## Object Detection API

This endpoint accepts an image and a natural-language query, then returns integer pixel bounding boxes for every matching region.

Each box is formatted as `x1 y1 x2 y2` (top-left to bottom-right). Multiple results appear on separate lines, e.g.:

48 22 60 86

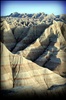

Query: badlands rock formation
1 13 66 97
1 20 16 50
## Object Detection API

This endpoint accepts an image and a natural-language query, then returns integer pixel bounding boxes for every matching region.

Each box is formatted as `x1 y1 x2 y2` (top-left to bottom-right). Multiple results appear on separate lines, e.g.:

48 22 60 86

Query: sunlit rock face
1 20 16 50
1 13 66 97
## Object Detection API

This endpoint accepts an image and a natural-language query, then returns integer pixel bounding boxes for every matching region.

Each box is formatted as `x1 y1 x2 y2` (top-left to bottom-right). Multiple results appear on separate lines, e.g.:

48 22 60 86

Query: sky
1 1 66 16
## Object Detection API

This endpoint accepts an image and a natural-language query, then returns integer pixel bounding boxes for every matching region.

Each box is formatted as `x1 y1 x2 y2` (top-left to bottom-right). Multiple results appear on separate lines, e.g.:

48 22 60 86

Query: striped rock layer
1 42 66 92
1 20 66 95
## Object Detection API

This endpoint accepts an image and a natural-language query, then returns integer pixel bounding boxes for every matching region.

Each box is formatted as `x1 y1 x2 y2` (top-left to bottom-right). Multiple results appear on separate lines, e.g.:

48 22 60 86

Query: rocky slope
1 13 66 97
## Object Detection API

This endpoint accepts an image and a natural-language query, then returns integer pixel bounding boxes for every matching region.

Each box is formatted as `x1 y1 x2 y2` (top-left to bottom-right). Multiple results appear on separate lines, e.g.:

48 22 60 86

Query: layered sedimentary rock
13 26 30 42
12 24 49 53
35 21 66 76
18 21 66 77
1 42 13 89
1 42 66 92
1 13 66 96
1 20 16 50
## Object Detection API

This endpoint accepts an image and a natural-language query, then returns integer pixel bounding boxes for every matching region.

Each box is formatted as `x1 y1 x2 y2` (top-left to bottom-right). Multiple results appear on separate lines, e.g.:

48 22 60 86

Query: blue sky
1 1 66 16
